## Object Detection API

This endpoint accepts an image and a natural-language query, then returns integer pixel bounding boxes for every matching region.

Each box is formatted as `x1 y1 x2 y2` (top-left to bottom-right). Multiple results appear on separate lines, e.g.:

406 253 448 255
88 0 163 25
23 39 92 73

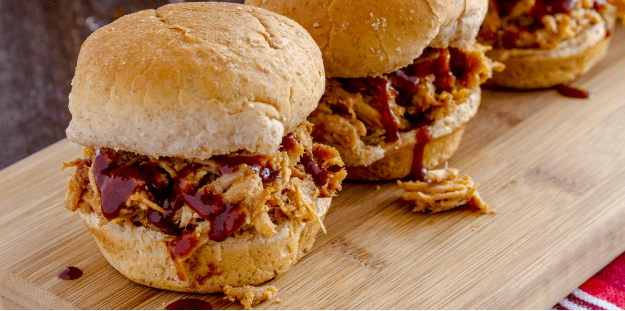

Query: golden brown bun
66 3 324 159
245 0 487 78
486 22 610 89
78 197 331 293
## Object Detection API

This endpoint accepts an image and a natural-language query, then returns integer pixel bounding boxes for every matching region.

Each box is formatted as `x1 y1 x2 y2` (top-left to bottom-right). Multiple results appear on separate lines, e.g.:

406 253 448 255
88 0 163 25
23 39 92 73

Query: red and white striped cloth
554 253 625 310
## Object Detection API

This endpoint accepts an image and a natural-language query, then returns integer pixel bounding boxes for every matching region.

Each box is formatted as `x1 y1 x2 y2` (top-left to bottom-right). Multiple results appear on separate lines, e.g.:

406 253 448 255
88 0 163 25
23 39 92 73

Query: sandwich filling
478 0 613 49
308 44 495 178
63 122 346 282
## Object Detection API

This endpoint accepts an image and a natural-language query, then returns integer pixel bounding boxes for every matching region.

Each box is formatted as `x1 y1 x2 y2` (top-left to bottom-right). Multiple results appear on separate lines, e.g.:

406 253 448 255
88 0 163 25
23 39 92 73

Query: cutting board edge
0 268 77 310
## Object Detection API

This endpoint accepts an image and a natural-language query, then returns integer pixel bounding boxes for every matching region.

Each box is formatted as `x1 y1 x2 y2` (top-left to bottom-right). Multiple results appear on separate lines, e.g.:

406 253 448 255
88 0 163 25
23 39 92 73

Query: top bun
245 0 487 78
66 2 325 160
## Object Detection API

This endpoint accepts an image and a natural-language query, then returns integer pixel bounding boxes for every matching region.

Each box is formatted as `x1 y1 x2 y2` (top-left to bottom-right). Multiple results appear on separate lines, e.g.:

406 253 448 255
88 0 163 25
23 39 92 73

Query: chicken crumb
397 167 491 214
224 285 278 310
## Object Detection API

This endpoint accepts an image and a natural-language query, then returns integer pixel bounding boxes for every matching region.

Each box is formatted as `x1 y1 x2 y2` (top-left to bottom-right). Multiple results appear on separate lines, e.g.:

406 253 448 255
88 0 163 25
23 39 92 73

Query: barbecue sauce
529 0 577 20
279 133 298 152
213 155 279 183
195 263 223 285
341 77 400 143
57 267 83 280
410 126 431 181
556 84 593 99
166 299 213 310
93 149 167 220
182 189 246 242
167 230 200 264
93 150 248 241
496 0 578 19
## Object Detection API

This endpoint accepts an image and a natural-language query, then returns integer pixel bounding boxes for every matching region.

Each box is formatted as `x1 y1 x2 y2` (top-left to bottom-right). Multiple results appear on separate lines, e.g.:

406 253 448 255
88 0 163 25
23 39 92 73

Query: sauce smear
57 267 83 280
556 84 593 99
410 126 431 181
166 299 213 310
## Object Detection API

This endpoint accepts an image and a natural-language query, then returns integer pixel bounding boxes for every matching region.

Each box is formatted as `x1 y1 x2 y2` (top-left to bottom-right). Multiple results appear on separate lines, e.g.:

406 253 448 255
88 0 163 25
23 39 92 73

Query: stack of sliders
478 0 616 89
63 2 346 293
246 0 499 181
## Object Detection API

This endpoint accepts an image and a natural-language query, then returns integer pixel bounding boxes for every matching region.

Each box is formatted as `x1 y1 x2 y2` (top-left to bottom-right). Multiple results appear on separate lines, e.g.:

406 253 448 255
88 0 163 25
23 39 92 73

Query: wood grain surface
0 28 624 310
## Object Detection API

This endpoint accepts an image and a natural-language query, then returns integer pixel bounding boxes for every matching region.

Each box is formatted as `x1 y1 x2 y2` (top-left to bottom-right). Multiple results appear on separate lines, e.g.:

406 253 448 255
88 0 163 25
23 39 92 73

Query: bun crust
67 3 325 159
485 21 610 89
78 197 331 293
346 125 466 181
245 0 487 78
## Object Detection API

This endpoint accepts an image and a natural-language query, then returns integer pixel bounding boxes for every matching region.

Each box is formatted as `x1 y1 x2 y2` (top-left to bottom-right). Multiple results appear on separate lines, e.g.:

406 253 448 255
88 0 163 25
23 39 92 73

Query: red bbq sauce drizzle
492 0 613 47
181 189 246 242
57 267 83 280
93 149 167 220
496 0 578 19
166 299 213 310
280 133 298 152
301 153 332 188
341 77 400 143
556 84 593 99
94 150 248 241
195 263 223 285
410 126 431 182
529 0 577 19
167 230 199 263
213 155 279 183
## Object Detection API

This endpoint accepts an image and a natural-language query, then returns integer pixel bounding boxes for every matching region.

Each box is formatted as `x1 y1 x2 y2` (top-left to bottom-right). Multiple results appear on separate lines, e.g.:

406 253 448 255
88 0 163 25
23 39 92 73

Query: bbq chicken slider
478 0 616 89
63 2 346 293
246 0 499 181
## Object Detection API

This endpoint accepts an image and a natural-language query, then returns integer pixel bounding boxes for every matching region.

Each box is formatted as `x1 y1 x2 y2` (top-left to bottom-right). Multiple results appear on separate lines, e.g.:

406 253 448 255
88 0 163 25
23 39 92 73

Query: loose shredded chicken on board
223 285 278 310
398 167 491 214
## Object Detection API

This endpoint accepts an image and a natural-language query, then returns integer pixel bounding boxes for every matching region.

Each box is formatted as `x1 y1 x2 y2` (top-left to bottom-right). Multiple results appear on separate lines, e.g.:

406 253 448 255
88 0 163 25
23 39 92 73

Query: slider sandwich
246 0 499 181
478 0 616 89
63 2 346 293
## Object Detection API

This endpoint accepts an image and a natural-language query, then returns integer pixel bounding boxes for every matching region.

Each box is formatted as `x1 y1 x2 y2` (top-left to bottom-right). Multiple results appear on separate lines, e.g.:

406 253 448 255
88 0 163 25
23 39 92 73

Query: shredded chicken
63 123 346 284
309 44 495 156
397 167 490 214
479 0 613 49
223 285 278 310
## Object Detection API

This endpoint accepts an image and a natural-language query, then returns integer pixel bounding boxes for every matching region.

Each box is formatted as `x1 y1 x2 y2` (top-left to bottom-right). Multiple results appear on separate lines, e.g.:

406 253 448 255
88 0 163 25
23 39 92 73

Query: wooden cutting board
1 29 625 310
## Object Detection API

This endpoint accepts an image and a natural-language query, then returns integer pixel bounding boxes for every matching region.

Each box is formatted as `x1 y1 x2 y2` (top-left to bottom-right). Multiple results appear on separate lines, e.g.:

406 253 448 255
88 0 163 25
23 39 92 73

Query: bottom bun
345 125 466 181
79 197 331 293
485 24 610 89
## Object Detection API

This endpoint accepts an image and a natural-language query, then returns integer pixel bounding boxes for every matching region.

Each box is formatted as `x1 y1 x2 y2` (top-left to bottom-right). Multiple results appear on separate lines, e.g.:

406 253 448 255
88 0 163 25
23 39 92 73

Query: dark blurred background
0 0 244 170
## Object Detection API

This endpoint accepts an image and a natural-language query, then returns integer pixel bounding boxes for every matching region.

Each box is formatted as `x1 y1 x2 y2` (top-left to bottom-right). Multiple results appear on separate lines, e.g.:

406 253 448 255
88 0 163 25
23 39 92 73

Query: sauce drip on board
166 299 213 310
57 267 83 280
556 84 593 99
